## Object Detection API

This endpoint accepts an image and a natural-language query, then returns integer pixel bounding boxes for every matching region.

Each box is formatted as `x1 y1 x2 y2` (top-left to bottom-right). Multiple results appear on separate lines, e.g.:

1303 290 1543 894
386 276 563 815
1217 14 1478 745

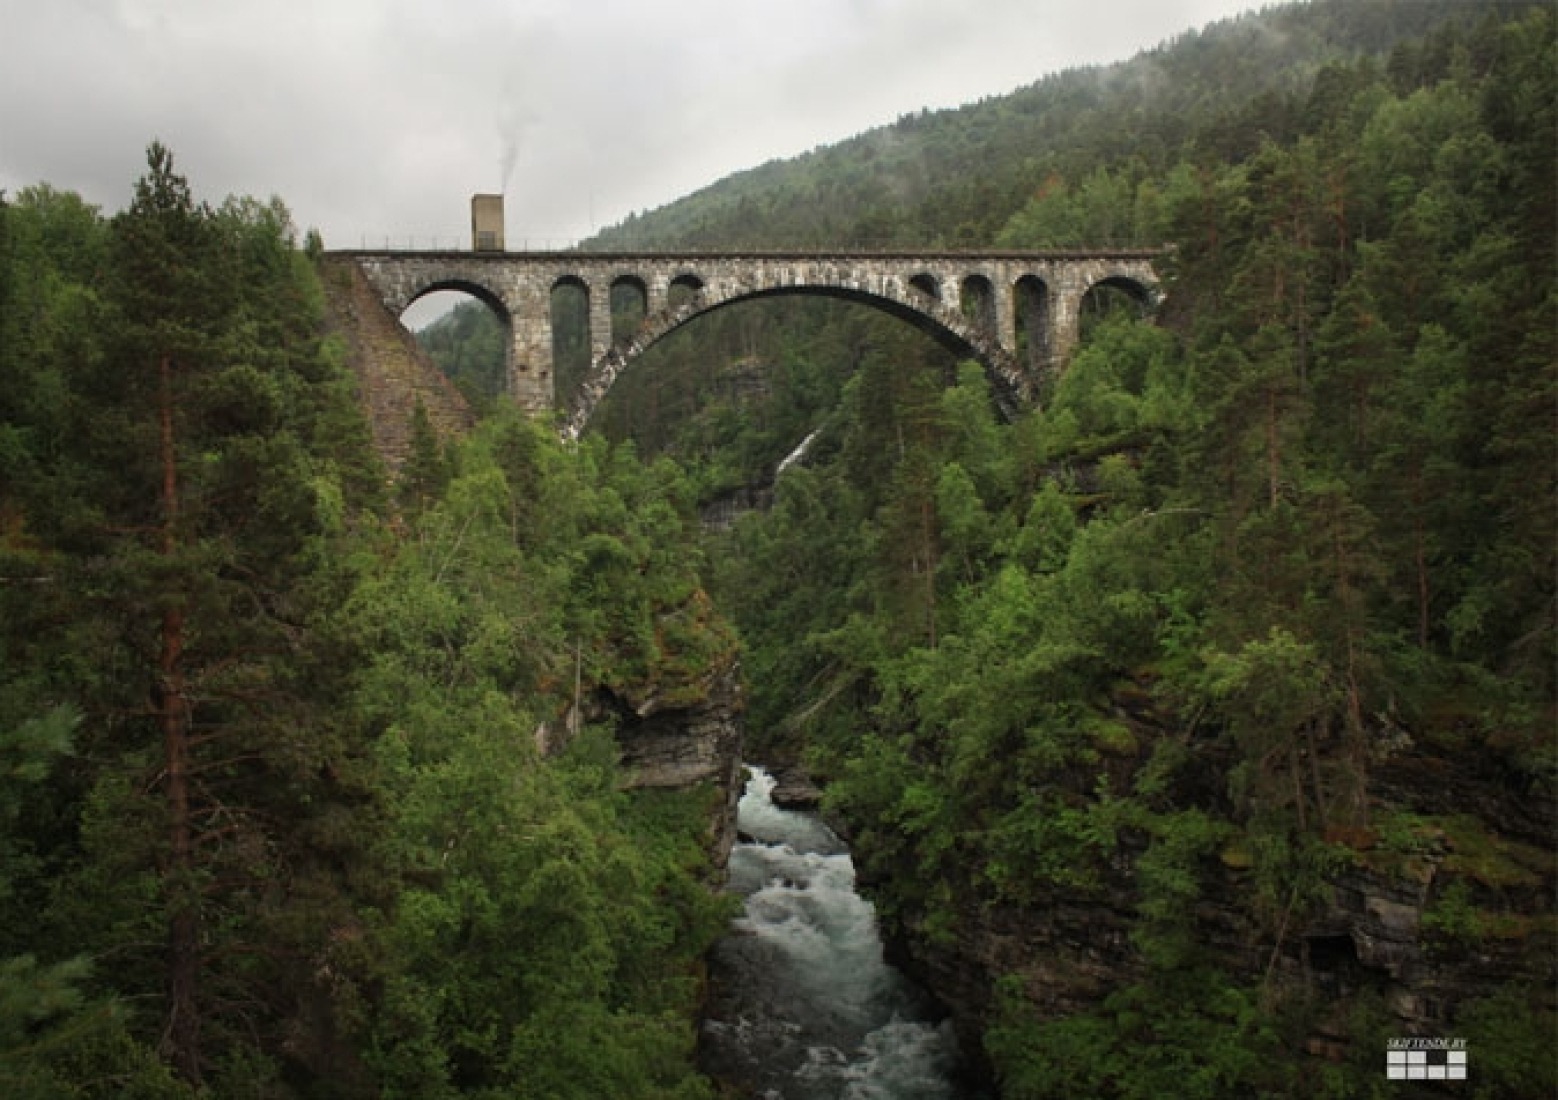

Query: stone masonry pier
334 249 1159 437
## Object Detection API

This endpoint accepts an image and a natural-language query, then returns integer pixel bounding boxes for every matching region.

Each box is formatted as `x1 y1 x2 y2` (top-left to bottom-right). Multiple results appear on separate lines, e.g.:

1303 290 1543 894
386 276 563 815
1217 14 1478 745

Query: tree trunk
1266 384 1281 508
920 493 938 649
1332 507 1369 829
1411 469 1430 651
158 351 202 1085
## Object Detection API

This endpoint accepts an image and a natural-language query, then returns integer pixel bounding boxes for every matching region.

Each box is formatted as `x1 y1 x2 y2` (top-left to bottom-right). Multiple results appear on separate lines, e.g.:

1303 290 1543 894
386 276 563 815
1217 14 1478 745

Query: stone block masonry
318 258 476 471
335 248 1160 438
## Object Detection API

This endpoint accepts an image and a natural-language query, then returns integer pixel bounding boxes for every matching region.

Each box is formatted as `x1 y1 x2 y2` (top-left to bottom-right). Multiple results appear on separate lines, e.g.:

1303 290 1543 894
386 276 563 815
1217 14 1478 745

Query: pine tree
28 143 385 1089
107 141 227 1082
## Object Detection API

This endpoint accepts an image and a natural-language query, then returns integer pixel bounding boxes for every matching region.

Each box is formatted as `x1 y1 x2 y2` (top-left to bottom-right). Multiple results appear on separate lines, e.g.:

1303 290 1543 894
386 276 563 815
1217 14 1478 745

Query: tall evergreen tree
27 143 383 1089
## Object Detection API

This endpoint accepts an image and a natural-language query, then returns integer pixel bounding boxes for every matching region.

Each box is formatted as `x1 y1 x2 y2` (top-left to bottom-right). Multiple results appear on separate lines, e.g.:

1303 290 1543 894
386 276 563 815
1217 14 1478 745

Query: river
700 766 980 1099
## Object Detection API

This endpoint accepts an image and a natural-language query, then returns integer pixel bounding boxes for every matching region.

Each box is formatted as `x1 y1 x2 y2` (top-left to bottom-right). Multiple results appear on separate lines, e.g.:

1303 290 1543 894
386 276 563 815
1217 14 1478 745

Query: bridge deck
330 247 1165 262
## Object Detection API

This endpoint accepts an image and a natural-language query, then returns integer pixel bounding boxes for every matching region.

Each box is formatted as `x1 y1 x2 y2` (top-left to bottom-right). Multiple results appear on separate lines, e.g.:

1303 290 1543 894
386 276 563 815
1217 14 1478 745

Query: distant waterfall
775 430 820 478
699 430 820 531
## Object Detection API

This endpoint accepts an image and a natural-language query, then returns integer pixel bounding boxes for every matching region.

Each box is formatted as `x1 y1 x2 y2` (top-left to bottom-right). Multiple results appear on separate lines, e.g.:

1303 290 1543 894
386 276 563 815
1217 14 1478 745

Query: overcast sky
2 0 1266 255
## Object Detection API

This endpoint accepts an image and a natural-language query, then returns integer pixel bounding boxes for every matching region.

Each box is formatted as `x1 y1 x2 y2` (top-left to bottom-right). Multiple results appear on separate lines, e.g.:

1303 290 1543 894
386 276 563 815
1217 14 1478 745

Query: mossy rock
1434 814 1547 889
1088 717 1138 756
1219 838 1255 870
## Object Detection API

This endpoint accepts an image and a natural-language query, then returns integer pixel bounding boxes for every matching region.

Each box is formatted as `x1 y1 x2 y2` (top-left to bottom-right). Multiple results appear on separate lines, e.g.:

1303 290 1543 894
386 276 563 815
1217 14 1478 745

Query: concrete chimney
471 194 504 251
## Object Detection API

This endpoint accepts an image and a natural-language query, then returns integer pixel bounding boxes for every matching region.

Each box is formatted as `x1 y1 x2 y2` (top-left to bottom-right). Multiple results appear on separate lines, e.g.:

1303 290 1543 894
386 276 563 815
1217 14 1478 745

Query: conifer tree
46 142 381 1089
107 141 225 1082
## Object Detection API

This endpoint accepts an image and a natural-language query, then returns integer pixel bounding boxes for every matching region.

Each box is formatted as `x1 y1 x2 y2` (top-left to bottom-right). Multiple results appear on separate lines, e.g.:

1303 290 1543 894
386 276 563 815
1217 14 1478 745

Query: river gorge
699 768 984 1099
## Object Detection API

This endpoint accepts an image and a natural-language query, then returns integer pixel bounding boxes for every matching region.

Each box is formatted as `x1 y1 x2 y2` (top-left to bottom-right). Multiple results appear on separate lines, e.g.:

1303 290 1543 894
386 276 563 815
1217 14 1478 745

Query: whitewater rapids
699 767 973 1099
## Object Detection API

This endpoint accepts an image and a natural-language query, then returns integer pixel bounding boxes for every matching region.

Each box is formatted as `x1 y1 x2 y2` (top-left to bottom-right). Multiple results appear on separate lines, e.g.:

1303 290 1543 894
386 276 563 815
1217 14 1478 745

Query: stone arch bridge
336 249 1159 438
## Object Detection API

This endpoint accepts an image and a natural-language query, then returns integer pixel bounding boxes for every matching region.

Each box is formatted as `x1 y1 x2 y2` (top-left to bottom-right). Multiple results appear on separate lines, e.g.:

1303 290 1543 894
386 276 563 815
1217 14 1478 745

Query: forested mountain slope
591 0 1539 250
587 2 1557 1096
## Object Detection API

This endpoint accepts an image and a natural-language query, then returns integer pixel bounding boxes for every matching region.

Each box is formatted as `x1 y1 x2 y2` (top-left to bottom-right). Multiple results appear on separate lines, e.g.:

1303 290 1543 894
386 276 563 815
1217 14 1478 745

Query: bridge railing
345 234 937 253
337 234 1166 258
328 238 1165 261
347 234 591 252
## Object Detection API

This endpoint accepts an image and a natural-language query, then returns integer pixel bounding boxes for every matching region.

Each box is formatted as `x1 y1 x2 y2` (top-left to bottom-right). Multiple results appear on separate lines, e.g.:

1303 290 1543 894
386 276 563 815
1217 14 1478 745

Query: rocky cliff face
609 661 747 868
861 700 1556 1093
539 657 746 870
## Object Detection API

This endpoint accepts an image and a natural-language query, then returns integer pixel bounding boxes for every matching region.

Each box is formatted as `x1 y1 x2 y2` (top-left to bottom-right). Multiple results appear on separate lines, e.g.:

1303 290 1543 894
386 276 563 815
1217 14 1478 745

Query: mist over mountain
590 0 1529 251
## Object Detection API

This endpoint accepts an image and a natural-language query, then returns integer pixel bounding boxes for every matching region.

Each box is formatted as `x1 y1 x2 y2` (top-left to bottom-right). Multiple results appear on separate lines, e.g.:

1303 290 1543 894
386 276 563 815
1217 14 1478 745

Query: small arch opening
1079 276 1152 341
551 276 590 413
959 274 996 334
909 272 941 301
668 273 705 314
1014 275 1050 373
611 275 649 345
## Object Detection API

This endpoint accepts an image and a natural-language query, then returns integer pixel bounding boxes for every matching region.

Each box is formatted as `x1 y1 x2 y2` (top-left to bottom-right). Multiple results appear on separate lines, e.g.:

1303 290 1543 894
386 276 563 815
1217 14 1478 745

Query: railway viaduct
334 249 1160 438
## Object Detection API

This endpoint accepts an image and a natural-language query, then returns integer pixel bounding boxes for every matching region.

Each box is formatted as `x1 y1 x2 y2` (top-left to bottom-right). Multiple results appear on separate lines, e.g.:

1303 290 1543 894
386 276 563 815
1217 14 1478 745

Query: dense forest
589 1 1557 1096
0 149 736 1097
2 0 1554 1098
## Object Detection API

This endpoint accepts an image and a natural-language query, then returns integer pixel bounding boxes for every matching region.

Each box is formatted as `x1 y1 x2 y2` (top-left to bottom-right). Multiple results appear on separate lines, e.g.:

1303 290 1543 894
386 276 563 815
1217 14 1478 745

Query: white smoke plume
495 103 534 194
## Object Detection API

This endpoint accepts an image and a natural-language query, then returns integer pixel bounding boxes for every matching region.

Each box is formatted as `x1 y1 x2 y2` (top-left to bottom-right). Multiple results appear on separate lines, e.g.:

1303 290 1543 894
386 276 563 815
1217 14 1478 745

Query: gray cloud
1 0 1259 249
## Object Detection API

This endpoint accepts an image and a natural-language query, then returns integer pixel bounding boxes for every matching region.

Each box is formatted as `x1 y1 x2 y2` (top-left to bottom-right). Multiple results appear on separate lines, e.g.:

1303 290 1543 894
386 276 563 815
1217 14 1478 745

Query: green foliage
0 710 176 1098
346 413 731 1096
0 972 194 1100
1131 808 1233 969
987 969 1294 1100
2 4 1552 1095
998 166 1166 249
396 400 454 514
1456 986 1558 1100
1421 879 1484 947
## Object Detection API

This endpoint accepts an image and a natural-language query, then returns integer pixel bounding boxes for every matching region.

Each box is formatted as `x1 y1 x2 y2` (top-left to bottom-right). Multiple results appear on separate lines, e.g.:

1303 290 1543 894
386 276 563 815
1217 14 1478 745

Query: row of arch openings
401 270 1149 407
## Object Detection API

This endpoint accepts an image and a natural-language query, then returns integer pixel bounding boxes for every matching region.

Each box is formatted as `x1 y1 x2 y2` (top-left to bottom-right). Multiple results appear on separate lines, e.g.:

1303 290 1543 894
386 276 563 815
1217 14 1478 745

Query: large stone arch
391 273 511 323
399 276 515 391
561 279 1026 440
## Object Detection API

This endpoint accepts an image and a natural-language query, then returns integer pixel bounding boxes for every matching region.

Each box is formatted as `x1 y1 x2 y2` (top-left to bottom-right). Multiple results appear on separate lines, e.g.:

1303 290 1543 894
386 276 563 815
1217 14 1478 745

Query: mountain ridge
588 0 1540 252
